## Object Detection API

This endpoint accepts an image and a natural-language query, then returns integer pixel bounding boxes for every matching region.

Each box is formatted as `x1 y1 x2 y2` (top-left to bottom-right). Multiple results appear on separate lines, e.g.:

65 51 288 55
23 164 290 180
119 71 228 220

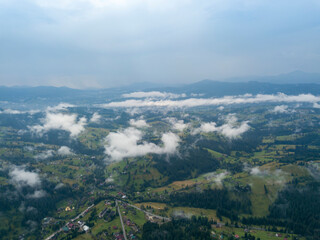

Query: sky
0 0 320 88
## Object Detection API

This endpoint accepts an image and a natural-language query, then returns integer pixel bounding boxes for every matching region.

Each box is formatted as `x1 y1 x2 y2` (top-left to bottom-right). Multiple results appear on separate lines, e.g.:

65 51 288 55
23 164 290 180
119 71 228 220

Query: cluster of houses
62 220 90 233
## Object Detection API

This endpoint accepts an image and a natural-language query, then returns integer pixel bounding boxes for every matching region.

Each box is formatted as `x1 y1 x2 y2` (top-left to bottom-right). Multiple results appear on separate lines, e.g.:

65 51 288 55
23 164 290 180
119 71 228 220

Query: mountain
221 71 320 84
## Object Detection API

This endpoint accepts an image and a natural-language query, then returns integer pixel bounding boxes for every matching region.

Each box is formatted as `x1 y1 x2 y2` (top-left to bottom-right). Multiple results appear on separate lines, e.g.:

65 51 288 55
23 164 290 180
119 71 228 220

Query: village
41 191 170 240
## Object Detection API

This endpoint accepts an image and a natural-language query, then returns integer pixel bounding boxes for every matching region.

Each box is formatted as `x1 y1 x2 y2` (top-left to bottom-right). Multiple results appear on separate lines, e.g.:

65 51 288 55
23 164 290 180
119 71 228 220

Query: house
65 206 71 211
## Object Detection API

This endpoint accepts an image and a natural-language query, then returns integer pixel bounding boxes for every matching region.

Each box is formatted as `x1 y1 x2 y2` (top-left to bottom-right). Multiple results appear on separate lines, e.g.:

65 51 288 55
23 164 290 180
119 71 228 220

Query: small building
65 206 71 212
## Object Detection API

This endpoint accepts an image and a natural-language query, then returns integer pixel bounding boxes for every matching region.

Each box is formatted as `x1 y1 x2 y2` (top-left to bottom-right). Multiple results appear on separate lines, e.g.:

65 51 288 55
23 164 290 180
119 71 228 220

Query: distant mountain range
219 71 320 84
0 71 319 104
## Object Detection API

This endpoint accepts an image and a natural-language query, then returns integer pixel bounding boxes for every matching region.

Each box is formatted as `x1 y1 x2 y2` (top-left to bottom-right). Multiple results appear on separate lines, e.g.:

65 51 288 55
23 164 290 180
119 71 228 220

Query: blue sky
0 0 320 88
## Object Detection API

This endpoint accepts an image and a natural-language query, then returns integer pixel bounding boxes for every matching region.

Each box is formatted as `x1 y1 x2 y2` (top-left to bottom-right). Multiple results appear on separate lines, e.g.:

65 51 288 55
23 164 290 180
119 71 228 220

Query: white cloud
90 112 102 123
166 117 189 131
190 93 205 97
272 105 289 113
30 112 87 137
57 146 74 155
103 93 320 108
250 167 265 176
9 167 41 188
204 171 229 186
217 106 224 110
125 108 142 116
26 190 47 199
313 102 320 108
122 91 186 99
104 127 180 161
34 150 55 160
46 103 75 112
194 114 250 139
54 182 65 190
0 109 40 115
129 118 150 128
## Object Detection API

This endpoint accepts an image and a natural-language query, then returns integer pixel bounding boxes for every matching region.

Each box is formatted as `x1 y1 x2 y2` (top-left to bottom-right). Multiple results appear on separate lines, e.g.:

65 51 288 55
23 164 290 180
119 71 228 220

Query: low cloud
166 117 189 132
0 109 40 115
190 93 205 97
9 167 41 188
122 91 186 99
57 146 74 155
54 183 65 190
103 93 320 108
34 150 54 160
129 118 150 128
90 112 101 123
26 190 47 199
194 114 250 139
125 108 142 116
204 171 229 187
104 127 180 161
46 103 75 112
313 102 320 108
30 112 87 137
248 166 288 186
250 167 268 176
271 105 294 114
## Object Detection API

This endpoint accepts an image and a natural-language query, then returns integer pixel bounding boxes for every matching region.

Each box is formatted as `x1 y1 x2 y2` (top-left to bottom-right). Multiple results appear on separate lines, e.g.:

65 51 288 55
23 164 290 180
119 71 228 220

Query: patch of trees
142 216 212 240
242 181 320 237
168 189 251 221
154 148 220 182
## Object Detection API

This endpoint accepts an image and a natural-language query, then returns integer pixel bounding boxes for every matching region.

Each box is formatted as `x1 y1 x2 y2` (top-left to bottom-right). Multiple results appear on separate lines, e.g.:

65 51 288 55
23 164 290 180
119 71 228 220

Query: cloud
104 127 180 161
313 102 320 108
248 166 288 185
194 114 250 139
250 167 266 176
26 190 47 199
30 112 87 137
90 112 102 123
54 182 65 190
272 105 289 113
9 167 41 188
102 93 320 108
46 103 75 112
122 91 186 99
57 146 74 155
166 117 189 131
125 108 142 116
129 118 150 128
0 109 40 115
204 171 229 187
34 150 54 160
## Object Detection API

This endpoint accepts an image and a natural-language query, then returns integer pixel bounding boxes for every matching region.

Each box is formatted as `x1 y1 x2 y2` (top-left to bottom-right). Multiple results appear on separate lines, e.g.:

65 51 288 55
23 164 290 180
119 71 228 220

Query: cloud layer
122 91 186 99
103 93 320 108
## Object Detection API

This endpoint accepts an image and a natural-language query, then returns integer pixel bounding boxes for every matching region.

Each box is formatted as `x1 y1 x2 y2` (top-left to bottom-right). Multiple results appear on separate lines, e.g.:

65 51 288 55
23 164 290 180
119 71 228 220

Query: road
44 204 95 240
123 201 171 221
116 200 128 240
